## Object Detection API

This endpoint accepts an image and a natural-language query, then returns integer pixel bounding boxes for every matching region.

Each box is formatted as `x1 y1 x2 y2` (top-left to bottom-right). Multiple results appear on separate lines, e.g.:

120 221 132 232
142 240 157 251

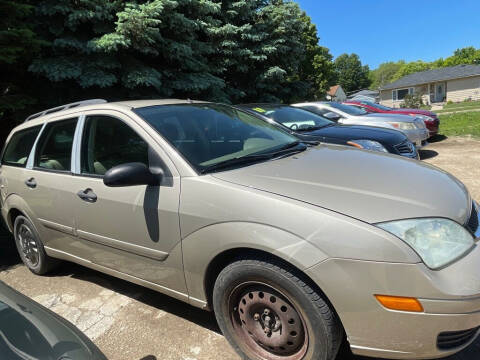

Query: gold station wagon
1 99 480 360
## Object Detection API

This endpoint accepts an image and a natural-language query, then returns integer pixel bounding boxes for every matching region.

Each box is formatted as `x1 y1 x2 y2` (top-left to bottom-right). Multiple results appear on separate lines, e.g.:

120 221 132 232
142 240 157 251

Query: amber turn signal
375 295 424 313
346 141 363 149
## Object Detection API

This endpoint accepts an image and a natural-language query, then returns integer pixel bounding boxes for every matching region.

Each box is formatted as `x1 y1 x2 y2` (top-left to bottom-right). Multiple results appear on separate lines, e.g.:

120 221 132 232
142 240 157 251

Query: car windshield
361 101 392 111
246 105 334 131
134 104 299 172
327 102 368 116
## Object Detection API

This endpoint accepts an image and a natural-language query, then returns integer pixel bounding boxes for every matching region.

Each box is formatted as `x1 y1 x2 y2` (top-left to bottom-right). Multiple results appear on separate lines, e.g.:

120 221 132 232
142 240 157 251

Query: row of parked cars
240 101 434 159
1 98 478 360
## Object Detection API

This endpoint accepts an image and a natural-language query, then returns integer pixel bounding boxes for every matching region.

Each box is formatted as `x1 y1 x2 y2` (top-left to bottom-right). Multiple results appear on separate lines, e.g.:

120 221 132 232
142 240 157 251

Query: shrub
400 93 424 109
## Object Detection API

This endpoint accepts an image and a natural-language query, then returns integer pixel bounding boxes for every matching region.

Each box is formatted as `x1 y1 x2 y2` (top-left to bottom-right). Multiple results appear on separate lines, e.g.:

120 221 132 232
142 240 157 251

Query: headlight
377 218 475 269
347 140 388 153
388 122 416 130
412 114 434 122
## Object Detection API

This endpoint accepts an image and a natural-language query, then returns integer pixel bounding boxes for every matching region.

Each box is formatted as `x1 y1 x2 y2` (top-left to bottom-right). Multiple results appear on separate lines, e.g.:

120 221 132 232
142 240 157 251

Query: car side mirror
103 162 162 187
323 112 341 121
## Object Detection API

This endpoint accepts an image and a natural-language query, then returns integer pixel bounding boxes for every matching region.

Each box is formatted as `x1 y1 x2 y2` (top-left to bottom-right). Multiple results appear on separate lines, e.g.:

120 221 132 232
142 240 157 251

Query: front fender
182 221 329 307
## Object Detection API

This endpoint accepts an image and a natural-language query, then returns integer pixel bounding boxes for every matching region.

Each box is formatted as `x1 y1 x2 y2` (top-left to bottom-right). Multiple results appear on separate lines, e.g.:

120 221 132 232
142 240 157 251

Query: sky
296 0 480 69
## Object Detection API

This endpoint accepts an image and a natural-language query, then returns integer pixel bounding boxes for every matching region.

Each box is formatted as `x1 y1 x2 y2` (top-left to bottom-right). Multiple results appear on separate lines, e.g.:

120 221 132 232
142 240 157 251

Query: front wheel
213 257 343 360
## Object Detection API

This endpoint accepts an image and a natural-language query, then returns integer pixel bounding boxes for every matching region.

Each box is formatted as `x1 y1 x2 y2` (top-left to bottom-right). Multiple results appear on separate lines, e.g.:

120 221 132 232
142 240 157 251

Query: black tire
13 215 58 275
213 256 343 360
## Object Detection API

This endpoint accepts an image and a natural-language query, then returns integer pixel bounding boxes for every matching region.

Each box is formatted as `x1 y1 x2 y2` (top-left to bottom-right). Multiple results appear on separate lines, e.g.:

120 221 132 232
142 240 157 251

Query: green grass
439 111 480 137
444 100 480 109
435 100 480 114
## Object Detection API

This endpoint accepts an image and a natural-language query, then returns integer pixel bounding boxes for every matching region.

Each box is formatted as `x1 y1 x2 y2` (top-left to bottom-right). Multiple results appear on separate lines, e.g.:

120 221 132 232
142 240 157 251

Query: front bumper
306 244 480 359
403 128 430 147
426 118 440 137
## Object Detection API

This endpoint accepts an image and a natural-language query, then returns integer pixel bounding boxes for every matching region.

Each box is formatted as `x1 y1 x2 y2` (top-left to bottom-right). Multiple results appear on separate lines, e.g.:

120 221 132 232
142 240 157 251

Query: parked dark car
344 100 440 137
0 280 106 360
238 103 419 159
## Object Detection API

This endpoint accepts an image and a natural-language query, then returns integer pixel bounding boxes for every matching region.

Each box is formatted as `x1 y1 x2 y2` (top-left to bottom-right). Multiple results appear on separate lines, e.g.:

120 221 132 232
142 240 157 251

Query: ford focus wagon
1 99 479 360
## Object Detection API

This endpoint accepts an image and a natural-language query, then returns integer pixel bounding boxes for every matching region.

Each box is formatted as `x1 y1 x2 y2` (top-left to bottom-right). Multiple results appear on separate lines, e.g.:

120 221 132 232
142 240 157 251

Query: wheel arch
8 208 24 232
181 221 330 308
3 194 36 233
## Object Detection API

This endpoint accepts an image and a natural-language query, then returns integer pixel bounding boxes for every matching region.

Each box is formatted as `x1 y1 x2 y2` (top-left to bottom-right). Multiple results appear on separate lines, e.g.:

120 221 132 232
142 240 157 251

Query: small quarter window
81 115 149 176
1 126 42 167
35 118 77 171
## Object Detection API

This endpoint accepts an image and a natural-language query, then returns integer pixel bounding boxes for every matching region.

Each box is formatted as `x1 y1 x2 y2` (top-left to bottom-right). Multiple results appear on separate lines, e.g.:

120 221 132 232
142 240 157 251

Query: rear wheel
213 257 343 360
14 215 58 274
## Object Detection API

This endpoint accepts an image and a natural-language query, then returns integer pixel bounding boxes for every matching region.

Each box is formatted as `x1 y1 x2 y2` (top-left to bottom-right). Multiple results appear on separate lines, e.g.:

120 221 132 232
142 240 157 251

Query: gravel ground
0 136 479 360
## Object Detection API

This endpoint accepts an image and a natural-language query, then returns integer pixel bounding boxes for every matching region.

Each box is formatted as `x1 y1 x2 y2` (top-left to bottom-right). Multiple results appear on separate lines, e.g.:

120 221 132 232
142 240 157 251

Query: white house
379 64 480 107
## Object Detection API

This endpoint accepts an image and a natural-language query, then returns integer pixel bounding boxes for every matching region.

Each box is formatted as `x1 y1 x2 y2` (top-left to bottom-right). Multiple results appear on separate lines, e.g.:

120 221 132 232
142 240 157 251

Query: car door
69 111 186 295
20 118 79 250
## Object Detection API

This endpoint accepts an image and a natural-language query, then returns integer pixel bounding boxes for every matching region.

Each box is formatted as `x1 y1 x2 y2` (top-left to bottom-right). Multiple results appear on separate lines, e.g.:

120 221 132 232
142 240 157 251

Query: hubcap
230 285 308 360
17 223 39 267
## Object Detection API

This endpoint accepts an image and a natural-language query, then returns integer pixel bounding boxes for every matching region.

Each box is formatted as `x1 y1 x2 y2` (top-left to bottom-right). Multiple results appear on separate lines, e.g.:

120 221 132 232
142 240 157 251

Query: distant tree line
369 47 480 90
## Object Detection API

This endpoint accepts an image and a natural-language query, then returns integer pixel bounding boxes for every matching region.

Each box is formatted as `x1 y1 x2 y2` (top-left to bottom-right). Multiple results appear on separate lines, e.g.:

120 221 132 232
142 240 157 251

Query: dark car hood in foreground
297 124 406 144
0 281 106 360
213 145 470 224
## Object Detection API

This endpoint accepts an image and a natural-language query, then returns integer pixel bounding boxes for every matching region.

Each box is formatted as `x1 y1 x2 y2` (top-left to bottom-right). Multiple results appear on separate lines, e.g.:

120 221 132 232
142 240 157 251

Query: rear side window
81 115 149 176
35 118 77 172
1 126 42 167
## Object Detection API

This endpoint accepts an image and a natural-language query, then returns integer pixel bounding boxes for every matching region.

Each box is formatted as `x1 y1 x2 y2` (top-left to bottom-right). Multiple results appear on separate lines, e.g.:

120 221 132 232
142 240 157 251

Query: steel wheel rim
228 281 308 360
17 223 39 267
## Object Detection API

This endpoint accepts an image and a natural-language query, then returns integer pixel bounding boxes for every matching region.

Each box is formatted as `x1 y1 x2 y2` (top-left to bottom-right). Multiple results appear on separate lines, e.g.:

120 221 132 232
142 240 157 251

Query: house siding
446 76 480 103
380 75 480 106
379 85 423 108
379 90 394 107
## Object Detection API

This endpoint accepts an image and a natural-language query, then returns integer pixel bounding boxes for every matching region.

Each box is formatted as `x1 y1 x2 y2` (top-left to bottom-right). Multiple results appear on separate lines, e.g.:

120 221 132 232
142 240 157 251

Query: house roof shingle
349 89 379 97
380 64 480 90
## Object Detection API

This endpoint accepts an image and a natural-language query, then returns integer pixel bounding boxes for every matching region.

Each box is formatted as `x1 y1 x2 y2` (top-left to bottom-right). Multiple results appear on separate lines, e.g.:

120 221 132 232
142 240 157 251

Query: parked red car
344 100 440 137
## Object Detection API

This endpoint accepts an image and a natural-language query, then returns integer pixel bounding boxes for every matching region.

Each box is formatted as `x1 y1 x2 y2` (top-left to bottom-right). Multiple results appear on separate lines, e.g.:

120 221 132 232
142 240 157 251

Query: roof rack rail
24 99 108 122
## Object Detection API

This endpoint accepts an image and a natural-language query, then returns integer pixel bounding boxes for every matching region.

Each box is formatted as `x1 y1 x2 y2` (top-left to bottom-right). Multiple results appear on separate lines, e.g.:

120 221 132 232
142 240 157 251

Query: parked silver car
293 101 429 148
1 99 479 360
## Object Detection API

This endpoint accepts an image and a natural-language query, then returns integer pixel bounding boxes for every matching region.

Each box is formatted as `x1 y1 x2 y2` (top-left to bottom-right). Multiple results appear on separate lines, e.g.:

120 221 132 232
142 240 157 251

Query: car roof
293 101 332 106
238 103 286 108
13 99 208 133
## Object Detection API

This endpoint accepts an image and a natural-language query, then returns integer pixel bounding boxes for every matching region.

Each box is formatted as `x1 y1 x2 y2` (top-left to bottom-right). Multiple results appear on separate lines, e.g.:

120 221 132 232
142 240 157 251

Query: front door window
81 115 149 176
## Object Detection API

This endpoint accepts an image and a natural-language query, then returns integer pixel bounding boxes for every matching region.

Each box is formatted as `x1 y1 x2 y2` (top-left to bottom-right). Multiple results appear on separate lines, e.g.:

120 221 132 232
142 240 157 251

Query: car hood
298 124 406 143
390 108 436 117
212 145 470 224
363 113 417 122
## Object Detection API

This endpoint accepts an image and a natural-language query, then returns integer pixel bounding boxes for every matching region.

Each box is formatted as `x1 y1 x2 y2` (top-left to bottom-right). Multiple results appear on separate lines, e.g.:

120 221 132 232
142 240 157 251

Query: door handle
77 188 97 203
25 178 37 188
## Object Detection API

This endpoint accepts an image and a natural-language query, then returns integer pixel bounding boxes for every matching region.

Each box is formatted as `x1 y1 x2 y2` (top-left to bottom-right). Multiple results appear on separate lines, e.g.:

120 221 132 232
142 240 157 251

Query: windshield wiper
200 141 306 174
295 126 323 132
299 140 320 146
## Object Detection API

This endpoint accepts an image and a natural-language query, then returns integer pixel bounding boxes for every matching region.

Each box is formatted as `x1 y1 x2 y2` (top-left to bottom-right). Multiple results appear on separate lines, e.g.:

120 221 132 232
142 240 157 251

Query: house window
392 88 414 101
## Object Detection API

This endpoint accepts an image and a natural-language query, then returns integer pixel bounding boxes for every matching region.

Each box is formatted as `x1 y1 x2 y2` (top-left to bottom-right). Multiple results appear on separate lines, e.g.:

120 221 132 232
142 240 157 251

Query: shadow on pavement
53 261 223 335
420 149 439 160
429 134 448 143
0 224 21 272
